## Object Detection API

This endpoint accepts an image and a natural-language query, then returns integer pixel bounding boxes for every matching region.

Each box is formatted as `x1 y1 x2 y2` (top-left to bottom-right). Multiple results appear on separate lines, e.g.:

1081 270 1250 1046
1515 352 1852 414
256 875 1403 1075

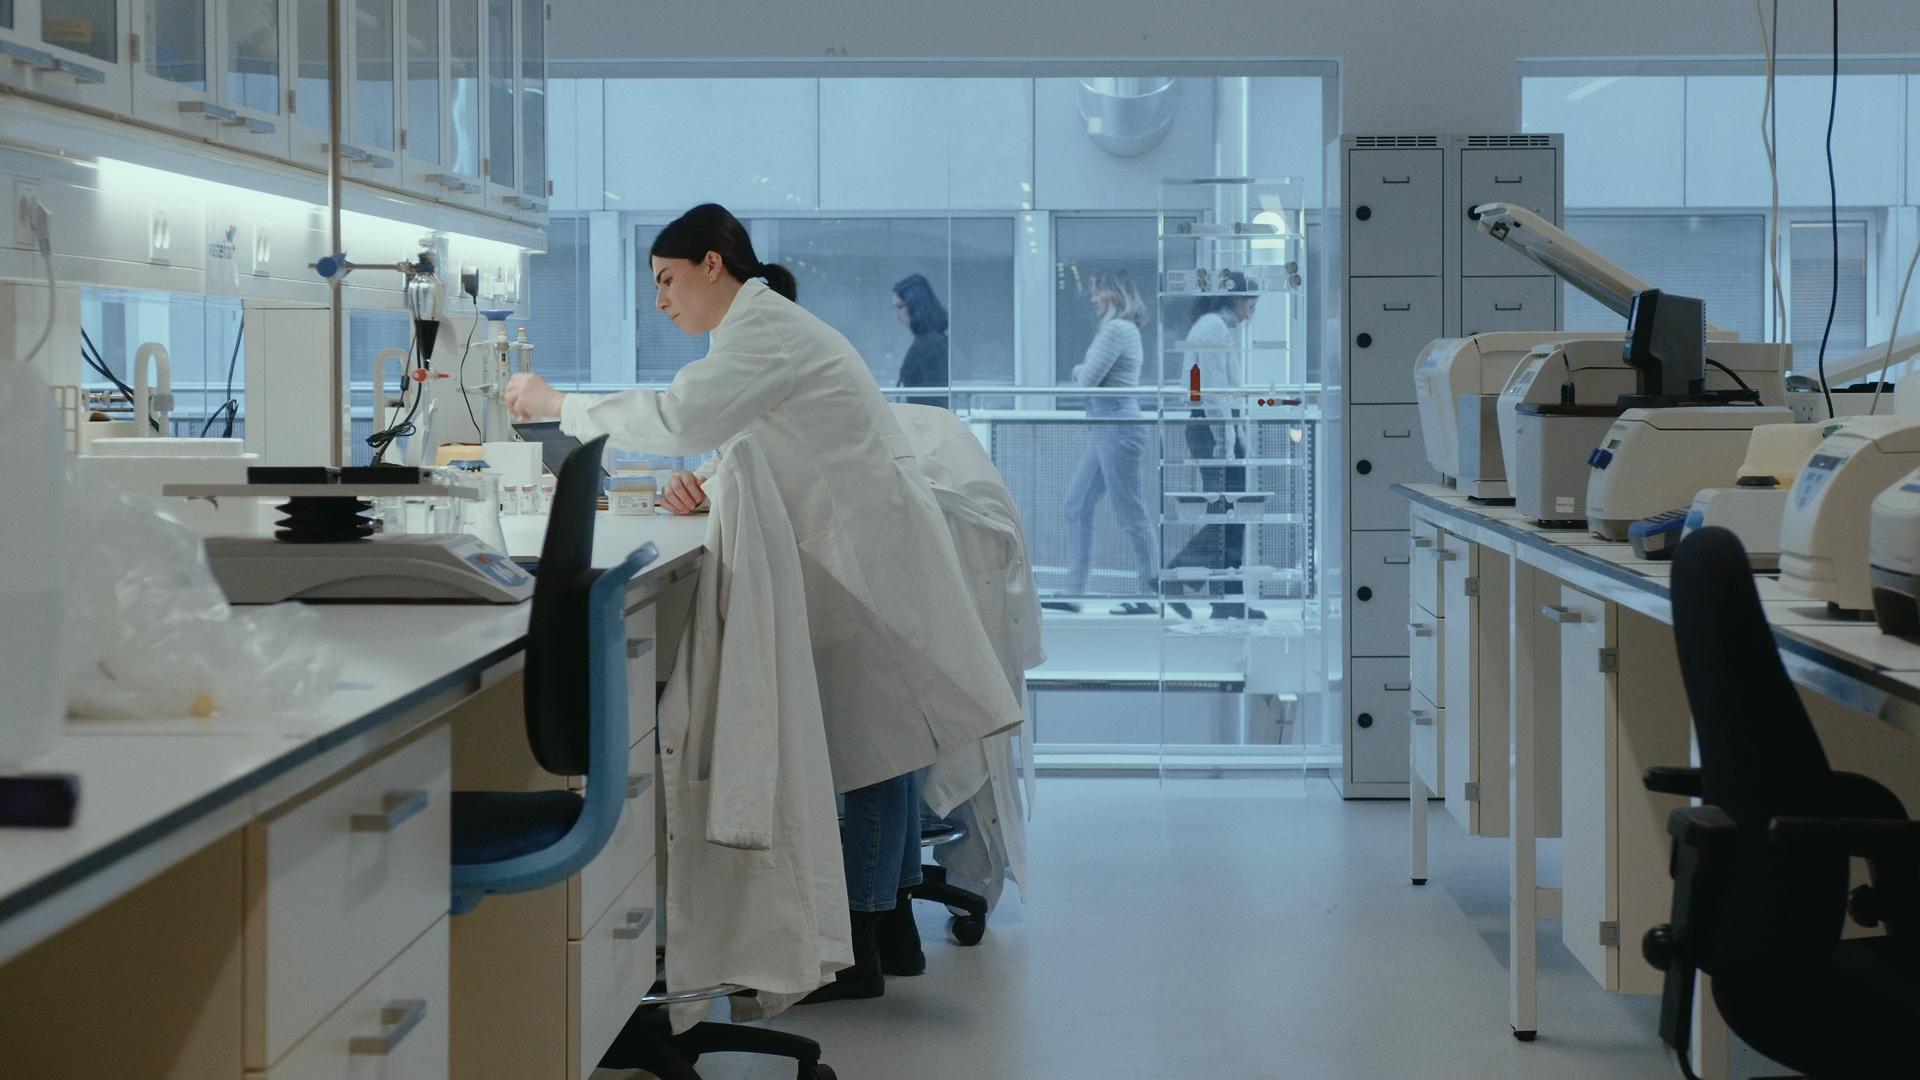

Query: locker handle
1381 302 1412 312
1384 682 1412 692
1541 604 1585 624
1381 176 1412 184
1494 302 1524 311
1381 429 1413 439
1384 555 1410 566
1494 175 1525 184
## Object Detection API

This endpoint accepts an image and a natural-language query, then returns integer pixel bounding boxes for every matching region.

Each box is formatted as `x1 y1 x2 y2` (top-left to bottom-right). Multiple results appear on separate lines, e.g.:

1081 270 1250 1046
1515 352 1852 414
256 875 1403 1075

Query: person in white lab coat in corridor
506 203 1022 1002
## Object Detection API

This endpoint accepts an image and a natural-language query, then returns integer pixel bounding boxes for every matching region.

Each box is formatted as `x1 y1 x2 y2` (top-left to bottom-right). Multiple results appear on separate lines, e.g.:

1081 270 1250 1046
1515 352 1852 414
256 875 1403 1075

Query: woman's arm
1070 321 1134 387
559 339 795 455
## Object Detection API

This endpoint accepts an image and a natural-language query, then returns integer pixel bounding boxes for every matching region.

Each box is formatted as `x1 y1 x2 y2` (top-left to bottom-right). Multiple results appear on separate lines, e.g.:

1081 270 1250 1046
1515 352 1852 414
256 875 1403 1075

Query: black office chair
1640 526 1920 1079
913 819 990 946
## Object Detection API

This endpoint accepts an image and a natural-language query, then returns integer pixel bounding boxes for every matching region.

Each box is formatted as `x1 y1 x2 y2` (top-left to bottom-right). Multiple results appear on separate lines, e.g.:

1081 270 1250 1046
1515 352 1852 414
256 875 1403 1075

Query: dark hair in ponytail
650 203 798 302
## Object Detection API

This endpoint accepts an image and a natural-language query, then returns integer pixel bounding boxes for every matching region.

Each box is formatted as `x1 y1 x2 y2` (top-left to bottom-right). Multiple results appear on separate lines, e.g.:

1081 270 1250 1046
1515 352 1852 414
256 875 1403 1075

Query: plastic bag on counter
63 465 343 722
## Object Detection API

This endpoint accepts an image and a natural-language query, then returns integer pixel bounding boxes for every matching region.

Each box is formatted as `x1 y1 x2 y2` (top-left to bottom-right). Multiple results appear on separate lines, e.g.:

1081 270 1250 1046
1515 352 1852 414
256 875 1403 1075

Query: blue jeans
840 771 925 913
1064 419 1158 596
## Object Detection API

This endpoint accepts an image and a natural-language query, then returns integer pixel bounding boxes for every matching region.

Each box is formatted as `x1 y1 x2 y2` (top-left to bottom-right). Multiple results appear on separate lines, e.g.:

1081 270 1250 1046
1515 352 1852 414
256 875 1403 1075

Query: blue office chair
450 434 659 914
1641 526 1920 1079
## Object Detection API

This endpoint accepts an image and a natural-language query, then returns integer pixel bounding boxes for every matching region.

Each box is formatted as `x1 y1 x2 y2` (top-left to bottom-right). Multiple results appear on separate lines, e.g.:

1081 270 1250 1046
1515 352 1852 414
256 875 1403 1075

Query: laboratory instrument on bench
1414 331 1613 500
166 467 532 605
1472 205 1790 526
373 347 451 468
1586 406 1794 540
1867 465 1920 635
317 241 455 466
1681 424 1841 572
1778 416 1920 614
1628 508 1692 560
470 309 535 442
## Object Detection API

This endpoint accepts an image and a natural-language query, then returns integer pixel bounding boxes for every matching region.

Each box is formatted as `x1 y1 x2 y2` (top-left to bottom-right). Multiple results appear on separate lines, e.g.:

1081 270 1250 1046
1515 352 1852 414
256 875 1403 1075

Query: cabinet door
1346 147 1442 278
437 0 484 206
7 0 133 111
1348 403 1431 530
1347 276 1443 405
130 0 216 133
1460 276 1556 338
287 0 328 164
399 0 444 191
1350 529 1411 659
510 0 544 218
216 0 287 157
1556 585 1617 990
1349 657 1411 785
1460 147 1559 277
346 0 401 183
481 0 514 209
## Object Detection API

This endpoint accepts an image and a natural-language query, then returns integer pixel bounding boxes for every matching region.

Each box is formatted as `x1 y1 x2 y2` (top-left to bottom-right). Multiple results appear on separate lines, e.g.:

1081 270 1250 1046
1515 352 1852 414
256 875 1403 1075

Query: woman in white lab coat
506 203 1022 1001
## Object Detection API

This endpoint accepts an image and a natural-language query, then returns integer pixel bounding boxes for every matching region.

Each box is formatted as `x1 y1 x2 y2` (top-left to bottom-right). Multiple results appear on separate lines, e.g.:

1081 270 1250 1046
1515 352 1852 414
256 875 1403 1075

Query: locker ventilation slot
1351 135 1440 148
1464 135 1555 148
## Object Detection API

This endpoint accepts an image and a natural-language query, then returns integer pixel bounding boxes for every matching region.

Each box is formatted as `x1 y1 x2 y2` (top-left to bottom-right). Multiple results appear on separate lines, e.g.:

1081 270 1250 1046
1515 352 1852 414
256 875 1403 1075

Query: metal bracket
1599 921 1621 948
1463 782 1481 802
1598 648 1619 674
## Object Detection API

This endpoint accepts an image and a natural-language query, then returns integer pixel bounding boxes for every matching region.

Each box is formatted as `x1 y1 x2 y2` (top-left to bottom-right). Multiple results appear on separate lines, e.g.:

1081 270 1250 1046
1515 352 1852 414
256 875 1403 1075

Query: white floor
599 777 1706 1080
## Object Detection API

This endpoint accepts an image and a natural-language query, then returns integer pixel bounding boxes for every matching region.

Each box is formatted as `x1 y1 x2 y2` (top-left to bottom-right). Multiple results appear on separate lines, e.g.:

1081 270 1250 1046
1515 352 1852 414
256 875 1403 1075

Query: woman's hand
506 373 565 421
661 471 707 515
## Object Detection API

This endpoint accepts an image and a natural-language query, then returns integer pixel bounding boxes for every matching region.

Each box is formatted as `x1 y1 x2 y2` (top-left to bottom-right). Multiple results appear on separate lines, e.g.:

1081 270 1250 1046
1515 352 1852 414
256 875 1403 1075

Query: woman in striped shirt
1059 268 1159 614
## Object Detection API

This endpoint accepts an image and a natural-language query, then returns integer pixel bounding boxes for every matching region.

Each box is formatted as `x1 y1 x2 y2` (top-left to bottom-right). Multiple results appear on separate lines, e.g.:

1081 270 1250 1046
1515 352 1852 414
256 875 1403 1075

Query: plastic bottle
0 356 69 764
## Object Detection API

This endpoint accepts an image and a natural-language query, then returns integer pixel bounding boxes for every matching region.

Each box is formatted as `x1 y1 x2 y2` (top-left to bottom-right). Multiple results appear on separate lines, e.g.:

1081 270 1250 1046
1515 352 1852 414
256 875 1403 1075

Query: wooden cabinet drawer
247 726 452 1068
567 860 658 1080
255 918 449 1080
569 739 658 939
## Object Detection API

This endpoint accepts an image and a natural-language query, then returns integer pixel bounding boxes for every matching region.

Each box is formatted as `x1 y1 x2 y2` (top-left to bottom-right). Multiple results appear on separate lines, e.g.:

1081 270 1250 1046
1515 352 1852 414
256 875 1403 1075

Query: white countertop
0 510 709 962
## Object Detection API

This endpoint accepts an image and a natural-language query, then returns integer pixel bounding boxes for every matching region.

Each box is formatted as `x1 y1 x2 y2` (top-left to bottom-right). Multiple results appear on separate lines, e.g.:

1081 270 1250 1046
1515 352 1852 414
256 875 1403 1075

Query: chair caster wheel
950 914 986 946
1512 1029 1537 1042
802 1065 837 1080
1411 878 1427 886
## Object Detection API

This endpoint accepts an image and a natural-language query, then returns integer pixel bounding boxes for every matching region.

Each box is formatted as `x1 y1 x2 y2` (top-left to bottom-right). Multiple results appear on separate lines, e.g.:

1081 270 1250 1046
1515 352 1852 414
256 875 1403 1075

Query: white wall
547 0 1920 136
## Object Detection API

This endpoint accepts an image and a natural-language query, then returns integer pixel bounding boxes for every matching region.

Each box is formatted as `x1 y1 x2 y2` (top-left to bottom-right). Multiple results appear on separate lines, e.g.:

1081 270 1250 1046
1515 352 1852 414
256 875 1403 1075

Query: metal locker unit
1327 133 1563 798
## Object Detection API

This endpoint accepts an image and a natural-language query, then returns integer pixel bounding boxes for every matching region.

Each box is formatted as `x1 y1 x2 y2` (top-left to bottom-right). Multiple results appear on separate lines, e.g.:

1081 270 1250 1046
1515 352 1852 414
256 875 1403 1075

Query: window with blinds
1790 220 1870 373
1559 213 1767 340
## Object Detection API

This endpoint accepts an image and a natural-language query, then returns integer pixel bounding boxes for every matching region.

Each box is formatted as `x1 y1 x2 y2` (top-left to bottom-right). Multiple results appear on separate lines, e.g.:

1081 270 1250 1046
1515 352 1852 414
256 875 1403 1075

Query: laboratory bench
0 512 706 1080
1395 482 1920 1079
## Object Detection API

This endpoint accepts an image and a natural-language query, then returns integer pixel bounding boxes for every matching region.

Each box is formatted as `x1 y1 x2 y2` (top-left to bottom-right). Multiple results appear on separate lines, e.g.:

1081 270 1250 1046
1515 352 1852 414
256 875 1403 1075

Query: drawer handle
348 999 428 1055
1433 550 1458 562
612 907 655 941
1411 536 1435 549
179 101 239 123
1494 175 1525 184
1408 623 1435 638
350 790 430 833
50 57 107 84
1381 175 1411 184
329 143 374 162
239 116 276 135
364 151 396 169
628 638 655 661
0 41 57 68
1494 302 1524 311
1381 302 1412 312
1385 555 1410 566
1382 429 1412 439
626 773 654 800
1540 604 1584 625
1384 682 1412 693
1410 709 1434 727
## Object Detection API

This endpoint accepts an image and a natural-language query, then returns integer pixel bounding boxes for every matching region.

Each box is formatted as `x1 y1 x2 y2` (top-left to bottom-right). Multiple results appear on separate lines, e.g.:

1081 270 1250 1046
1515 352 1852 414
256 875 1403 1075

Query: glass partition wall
532 73 1336 778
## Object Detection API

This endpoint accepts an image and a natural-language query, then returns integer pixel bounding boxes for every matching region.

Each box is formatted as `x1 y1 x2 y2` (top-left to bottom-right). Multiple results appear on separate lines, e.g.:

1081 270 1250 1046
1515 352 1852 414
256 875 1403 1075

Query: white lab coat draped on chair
892 404 1046 905
562 278 1022 792
656 436 851 1031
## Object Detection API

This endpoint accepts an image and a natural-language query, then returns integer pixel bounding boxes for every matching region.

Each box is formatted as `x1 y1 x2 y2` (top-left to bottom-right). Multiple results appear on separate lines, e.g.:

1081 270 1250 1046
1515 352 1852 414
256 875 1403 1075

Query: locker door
1348 276 1445 404
1347 148 1443 277
1350 530 1412 658
1460 147 1559 277
1350 657 1411 785
1460 276 1558 337
1349 404 1432 530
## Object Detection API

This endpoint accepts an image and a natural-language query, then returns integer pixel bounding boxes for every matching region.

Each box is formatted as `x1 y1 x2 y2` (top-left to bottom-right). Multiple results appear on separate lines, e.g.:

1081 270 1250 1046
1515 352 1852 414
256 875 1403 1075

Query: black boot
799 911 884 1004
878 889 926 976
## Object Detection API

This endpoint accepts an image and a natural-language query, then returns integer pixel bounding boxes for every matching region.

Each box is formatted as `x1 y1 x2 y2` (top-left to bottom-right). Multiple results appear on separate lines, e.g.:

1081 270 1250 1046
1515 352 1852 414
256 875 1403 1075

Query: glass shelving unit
1154 176 1319 780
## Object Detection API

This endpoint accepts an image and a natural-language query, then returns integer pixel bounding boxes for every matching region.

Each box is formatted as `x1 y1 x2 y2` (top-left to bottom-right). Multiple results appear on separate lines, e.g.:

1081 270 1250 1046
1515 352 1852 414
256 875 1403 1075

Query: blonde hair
1093 268 1148 328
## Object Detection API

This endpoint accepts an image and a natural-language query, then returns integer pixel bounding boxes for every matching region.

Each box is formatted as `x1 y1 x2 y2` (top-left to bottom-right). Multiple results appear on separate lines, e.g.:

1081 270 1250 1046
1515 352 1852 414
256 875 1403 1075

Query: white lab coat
892 405 1045 905
656 437 851 1031
562 278 1023 792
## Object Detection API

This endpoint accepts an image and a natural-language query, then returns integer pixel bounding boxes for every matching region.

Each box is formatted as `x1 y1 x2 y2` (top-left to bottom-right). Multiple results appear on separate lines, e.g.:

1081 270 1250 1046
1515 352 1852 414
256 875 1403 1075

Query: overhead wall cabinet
1 0 546 229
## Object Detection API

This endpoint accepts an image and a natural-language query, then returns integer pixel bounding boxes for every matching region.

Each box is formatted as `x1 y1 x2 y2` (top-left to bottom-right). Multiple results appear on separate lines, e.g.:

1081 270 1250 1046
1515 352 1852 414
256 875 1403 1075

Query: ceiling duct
1077 77 1178 157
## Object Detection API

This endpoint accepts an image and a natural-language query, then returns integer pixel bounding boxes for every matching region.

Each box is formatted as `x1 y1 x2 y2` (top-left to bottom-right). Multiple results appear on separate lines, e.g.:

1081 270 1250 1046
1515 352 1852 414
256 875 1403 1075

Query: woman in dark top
893 273 950 408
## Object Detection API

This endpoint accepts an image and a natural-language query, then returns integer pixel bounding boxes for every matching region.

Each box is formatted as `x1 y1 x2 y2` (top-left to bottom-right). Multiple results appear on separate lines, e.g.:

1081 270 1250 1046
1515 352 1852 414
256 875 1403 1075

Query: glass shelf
1160 513 1309 526
1161 457 1308 468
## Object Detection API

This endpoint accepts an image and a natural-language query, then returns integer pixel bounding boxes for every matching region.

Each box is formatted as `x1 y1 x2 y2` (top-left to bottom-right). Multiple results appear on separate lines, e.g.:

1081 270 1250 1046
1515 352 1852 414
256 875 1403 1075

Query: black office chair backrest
1670 526 1849 973
523 434 608 777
